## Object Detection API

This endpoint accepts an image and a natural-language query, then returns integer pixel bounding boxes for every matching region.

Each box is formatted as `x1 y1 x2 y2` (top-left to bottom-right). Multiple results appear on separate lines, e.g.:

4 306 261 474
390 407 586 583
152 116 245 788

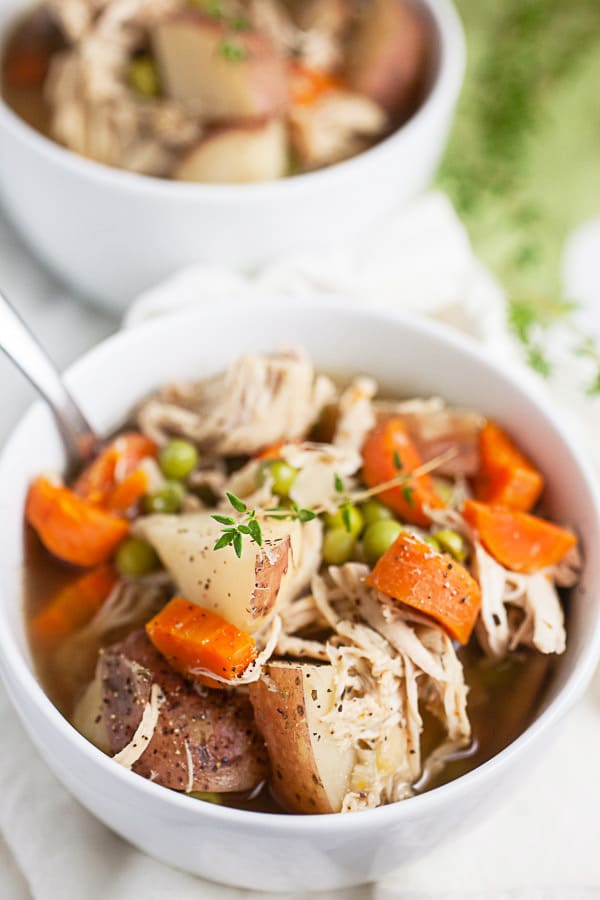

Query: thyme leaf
226 492 247 513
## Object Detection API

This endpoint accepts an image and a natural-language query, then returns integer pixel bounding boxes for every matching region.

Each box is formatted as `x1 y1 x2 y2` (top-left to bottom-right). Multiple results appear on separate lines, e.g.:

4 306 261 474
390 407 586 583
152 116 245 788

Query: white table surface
2 206 600 900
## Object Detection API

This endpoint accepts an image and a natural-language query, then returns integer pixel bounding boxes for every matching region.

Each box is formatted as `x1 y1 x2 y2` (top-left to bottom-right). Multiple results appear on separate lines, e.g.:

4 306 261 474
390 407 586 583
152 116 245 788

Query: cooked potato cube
174 119 288 183
152 12 289 120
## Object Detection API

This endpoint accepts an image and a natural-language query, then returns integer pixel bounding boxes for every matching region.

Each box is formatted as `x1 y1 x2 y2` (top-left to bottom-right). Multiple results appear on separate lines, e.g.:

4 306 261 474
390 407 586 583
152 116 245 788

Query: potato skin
99 630 268 793
249 662 354 814
345 0 432 117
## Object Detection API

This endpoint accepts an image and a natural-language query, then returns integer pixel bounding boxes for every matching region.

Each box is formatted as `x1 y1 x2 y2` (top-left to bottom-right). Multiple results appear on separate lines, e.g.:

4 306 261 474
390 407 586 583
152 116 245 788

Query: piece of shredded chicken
333 376 377 452
137 349 336 456
289 90 387 170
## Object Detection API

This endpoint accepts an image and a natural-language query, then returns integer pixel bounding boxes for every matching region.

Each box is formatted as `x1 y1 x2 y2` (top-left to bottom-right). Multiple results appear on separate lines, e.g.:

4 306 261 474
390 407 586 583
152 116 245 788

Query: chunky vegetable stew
24 349 579 814
2 0 436 182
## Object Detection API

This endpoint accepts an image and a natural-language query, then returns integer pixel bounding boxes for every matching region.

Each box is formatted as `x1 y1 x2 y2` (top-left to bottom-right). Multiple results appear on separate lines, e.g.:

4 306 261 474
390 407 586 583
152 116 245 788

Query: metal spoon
0 289 101 470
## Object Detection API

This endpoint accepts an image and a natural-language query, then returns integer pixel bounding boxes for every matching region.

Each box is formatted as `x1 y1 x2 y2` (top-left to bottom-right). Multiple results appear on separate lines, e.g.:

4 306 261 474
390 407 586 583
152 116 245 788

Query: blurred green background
438 0 600 315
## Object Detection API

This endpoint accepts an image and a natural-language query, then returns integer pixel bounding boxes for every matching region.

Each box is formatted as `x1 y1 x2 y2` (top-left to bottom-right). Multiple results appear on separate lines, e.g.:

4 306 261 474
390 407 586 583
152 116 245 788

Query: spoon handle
0 290 100 467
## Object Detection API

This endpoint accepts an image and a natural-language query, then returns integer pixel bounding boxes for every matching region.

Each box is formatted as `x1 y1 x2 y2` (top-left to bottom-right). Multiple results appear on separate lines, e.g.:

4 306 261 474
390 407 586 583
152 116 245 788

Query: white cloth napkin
2 192 600 900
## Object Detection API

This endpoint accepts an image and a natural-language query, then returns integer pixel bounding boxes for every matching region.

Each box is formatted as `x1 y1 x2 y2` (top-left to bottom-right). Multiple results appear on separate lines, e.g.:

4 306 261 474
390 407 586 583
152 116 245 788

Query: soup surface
2 1 436 183
22 349 576 815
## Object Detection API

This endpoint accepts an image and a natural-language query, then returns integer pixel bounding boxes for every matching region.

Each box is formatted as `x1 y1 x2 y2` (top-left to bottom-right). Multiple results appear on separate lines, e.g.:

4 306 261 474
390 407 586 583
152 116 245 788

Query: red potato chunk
151 12 289 120
95 630 268 793
249 661 355 813
345 0 432 117
174 119 288 183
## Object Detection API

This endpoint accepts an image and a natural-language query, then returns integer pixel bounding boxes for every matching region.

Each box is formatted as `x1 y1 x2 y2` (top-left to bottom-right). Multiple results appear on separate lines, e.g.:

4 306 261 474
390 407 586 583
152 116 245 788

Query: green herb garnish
211 450 457 556
402 485 415 507
219 40 249 61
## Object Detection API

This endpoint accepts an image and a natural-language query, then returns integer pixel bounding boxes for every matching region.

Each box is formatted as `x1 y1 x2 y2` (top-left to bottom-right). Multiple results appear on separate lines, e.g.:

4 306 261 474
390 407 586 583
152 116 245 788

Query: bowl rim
0 0 465 199
1 302 600 835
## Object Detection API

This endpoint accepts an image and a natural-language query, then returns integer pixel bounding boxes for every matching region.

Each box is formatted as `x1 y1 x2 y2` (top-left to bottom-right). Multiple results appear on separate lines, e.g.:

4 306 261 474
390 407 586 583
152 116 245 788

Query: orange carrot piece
256 441 288 461
474 421 543 512
367 532 481 644
26 477 129 567
290 62 344 105
105 469 149 513
74 432 156 507
361 418 445 526
463 500 577 573
146 598 257 682
31 565 117 640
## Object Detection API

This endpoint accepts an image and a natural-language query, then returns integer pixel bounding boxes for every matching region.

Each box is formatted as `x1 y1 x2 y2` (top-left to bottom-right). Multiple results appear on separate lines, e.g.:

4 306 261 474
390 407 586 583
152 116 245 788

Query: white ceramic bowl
0 0 465 312
1 305 599 893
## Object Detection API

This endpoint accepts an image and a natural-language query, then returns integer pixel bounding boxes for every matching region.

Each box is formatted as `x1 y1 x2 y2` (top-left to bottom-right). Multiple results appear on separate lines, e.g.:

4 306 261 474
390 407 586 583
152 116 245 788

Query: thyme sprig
211 448 457 555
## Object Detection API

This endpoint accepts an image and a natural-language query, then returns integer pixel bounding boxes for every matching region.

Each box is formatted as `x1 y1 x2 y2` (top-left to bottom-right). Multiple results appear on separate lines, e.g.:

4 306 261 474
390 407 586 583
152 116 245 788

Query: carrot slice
146 597 257 681
474 422 543 512
290 62 344 105
26 477 129 567
31 564 117 640
361 418 445 526
105 469 149 513
256 441 288 461
74 433 156 507
463 500 577 573
367 532 481 644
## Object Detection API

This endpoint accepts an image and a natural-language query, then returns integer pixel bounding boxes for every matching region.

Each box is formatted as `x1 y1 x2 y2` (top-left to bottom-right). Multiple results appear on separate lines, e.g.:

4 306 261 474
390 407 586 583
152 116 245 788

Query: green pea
324 504 364 537
128 55 161 97
423 535 442 552
158 439 198 480
143 480 185 514
434 529 468 562
189 791 223 805
322 528 356 566
362 520 404 566
360 499 395 527
115 538 159 577
256 460 298 498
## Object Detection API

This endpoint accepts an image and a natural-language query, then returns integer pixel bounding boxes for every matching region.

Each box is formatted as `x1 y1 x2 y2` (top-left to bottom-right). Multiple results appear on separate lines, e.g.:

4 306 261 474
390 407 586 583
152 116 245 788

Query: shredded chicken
508 573 566 655
294 0 353 70
289 90 387 170
47 0 201 175
138 350 335 456
295 563 473 811
113 682 165 769
333 376 377 452
473 541 567 658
